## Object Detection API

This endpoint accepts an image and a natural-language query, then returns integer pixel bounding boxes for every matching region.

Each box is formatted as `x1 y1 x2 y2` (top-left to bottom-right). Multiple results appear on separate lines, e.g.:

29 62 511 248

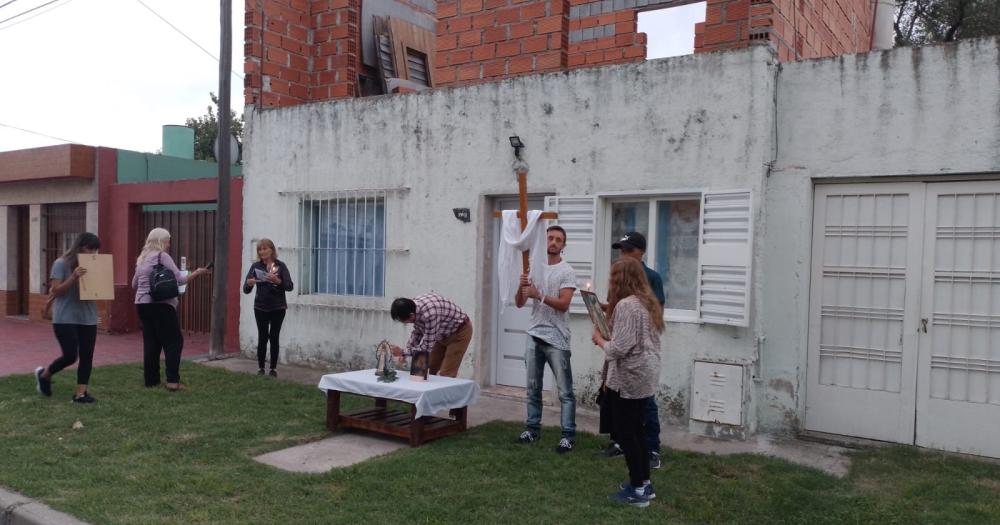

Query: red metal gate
141 209 216 334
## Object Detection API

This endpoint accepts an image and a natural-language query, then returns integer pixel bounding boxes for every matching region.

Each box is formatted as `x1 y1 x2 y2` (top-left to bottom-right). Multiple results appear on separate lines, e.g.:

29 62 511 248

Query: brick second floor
244 0 892 108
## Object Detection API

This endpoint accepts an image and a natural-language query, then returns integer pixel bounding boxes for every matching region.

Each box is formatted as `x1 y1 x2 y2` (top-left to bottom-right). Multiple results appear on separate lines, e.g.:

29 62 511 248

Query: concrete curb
0 487 90 525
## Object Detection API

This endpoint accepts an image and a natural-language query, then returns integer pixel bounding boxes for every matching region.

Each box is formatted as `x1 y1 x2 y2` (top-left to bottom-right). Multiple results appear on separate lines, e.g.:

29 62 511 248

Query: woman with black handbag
132 228 210 391
34 232 102 403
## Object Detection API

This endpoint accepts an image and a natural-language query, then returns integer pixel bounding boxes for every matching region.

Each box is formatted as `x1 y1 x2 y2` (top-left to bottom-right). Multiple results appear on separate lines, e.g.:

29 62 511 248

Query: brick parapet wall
567 0 649 68
695 0 873 60
246 0 875 107
435 0 570 87
245 0 360 107
312 0 361 100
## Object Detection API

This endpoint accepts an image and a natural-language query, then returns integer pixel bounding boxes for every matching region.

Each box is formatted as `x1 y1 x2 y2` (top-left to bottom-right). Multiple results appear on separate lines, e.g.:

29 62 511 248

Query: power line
0 122 77 144
0 0 59 25
0 0 75 31
0 1 22 9
134 0 244 80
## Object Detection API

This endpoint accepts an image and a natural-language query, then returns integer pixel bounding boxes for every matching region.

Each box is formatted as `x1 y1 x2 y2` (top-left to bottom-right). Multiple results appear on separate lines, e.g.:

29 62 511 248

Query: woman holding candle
591 257 663 508
243 238 294 377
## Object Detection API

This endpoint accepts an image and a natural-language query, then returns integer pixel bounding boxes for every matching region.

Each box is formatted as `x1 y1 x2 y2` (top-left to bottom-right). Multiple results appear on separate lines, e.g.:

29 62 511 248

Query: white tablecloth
318 369 481 419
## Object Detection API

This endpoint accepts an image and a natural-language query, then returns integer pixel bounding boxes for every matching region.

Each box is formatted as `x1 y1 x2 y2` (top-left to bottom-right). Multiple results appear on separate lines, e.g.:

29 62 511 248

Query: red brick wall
312 0 360 100
567 0 645 69
0 290 15 316
695 0 874 59
246 0 877 107
28 293 46 323
435 0 570 87
245 0 361 107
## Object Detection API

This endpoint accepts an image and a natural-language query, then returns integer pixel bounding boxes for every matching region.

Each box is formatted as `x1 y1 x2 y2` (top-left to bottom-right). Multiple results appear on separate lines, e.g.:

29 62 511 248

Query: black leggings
254 309 286 370
608 389 650 487
49 324 97 385
137 303 184 386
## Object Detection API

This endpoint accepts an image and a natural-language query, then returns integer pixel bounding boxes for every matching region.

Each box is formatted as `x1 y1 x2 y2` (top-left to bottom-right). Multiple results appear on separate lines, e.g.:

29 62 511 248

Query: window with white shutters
546 190 754 325
544 196 596 314
697 190 753 327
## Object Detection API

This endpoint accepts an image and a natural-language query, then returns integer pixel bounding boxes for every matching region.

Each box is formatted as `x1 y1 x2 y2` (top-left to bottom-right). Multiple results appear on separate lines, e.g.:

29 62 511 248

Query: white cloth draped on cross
498 209 548 309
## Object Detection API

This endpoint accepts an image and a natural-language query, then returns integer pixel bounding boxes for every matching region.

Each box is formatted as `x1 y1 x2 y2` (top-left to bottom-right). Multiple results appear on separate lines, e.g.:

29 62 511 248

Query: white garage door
806 181 1000 458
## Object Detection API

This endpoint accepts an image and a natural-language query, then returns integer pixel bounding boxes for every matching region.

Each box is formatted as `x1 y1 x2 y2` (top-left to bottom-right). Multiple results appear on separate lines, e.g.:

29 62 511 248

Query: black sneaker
650 450 662 469
556 438 574 454
35 367 52 397
619 481 656 500
516 430 538 444
257 369 265 376
609 484 651 508
72 392 96 404
268 369 277 378
602 442 624 457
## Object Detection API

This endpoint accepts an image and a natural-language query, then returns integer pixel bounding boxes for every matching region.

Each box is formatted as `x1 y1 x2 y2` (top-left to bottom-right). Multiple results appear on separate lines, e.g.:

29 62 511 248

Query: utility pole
210 0 232 359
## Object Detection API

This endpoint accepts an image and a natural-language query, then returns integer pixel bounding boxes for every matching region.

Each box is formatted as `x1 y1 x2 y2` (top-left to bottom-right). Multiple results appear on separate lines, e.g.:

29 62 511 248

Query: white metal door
493 197 553 390
915 183 1000 456
805 183 925 443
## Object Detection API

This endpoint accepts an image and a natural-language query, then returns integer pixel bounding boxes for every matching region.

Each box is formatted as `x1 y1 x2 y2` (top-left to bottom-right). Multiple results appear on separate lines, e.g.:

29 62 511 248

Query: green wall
117 150 242 184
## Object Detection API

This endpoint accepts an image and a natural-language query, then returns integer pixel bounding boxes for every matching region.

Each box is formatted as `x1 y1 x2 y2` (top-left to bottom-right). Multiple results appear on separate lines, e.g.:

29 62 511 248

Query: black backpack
148 253 179 301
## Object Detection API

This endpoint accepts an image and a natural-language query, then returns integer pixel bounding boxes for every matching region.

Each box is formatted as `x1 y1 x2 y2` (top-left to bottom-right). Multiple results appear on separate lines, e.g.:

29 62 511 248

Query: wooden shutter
697 190 753 326
405 48 429 86
544 195 596 314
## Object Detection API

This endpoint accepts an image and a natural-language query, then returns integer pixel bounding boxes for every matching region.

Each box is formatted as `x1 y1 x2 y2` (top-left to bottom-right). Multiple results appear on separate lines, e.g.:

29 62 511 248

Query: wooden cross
492 168 558 273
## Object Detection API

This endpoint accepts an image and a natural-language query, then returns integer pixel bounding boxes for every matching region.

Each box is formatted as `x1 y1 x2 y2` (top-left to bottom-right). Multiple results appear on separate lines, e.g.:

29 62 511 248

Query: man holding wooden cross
515 225 578 453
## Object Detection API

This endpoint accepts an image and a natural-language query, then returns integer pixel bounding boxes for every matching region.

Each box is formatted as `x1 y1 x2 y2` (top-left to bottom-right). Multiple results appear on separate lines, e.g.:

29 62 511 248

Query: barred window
300 195 386 297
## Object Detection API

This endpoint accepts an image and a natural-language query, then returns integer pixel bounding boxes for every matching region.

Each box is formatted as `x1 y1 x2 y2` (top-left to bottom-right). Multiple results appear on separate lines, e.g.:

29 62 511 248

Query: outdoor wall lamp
509 136 524 160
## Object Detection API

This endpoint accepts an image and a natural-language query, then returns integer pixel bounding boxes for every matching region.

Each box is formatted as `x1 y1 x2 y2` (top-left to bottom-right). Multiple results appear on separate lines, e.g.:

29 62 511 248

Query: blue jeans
525 337 576 440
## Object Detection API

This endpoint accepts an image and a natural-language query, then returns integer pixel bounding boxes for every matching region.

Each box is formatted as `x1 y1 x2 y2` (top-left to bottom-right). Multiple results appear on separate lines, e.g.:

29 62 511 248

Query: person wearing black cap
611 232 664 306
601 231 664 469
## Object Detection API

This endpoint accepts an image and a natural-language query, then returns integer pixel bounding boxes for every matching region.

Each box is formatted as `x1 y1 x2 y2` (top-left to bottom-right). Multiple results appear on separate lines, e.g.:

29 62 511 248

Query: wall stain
768 378 795 398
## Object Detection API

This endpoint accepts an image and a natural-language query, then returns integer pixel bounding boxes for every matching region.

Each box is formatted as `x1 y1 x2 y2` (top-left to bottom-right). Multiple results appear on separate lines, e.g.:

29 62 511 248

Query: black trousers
137 303 184 386
49 324 97 385
253 309 286 370
608 388 651 488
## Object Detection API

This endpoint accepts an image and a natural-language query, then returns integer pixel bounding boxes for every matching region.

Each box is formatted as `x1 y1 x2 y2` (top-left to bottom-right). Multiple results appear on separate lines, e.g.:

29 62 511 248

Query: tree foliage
895 0 1000 46
185 93 244 162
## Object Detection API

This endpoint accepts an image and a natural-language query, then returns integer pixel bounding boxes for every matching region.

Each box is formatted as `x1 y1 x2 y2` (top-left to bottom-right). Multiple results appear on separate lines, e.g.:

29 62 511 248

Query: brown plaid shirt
404 293 469 355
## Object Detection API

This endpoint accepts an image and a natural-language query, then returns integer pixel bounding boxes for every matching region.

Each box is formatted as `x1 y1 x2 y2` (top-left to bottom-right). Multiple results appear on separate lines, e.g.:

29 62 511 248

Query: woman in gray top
592 257 663 508
34 232 101 403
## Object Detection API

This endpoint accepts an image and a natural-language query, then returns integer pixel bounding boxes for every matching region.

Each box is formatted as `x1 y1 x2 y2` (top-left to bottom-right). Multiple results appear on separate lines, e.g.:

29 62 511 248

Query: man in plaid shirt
389 293 473 378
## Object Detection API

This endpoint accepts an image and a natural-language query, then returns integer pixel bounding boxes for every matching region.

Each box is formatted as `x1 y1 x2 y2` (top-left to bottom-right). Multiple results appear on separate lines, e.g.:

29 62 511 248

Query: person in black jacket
243 239 293 377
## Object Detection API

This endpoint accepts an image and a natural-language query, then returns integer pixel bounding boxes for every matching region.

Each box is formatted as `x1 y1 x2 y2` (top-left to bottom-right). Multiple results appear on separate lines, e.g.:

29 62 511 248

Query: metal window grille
298 191 387 297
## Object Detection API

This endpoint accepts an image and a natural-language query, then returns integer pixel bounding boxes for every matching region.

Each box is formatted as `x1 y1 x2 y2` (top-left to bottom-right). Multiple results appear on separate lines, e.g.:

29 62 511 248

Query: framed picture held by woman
581 290 610 340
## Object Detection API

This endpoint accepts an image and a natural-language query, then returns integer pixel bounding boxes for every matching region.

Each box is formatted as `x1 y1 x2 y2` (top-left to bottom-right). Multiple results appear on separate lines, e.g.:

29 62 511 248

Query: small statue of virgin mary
374 340 397 383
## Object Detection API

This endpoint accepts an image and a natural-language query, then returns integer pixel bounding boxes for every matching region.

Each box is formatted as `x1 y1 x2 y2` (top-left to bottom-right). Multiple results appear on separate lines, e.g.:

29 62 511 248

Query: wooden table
319 370 480 447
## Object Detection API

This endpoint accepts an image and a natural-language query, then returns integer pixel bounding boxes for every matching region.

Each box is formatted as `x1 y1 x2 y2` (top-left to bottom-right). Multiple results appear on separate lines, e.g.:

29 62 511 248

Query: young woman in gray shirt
34 232 102 403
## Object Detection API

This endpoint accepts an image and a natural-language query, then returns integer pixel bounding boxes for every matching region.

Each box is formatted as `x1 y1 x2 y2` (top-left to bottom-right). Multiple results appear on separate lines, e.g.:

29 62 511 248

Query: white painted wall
242 36 1000 437
759 37 1000 431
243 46 777 432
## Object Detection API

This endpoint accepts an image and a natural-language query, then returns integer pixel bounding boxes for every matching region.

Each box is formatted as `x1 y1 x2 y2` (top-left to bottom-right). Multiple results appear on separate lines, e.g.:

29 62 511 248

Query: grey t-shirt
526 260 577 351
50 258 98 326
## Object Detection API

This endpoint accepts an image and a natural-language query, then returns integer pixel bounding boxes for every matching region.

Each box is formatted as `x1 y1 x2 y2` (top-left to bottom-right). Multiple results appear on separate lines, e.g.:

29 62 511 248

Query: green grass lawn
2 363 1000 524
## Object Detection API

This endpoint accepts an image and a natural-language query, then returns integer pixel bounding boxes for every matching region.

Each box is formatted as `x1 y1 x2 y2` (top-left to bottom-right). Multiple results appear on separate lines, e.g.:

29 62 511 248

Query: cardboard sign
77 254 114 300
